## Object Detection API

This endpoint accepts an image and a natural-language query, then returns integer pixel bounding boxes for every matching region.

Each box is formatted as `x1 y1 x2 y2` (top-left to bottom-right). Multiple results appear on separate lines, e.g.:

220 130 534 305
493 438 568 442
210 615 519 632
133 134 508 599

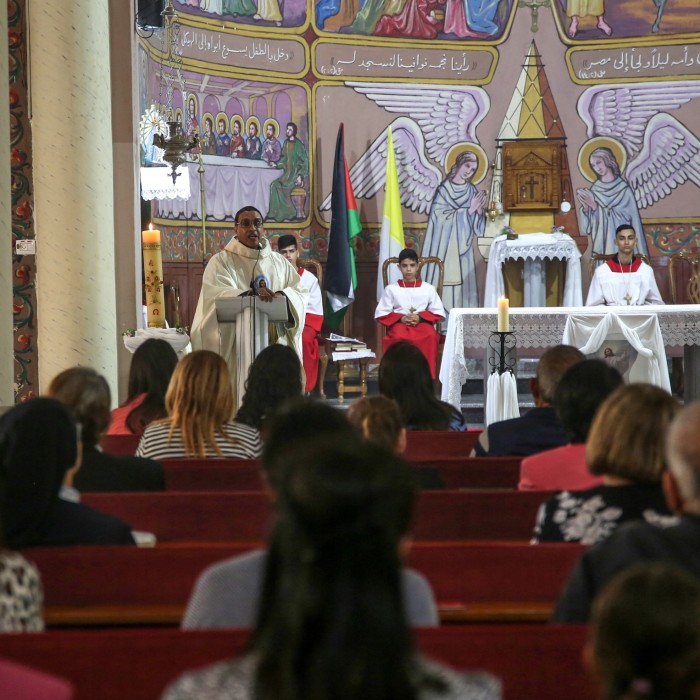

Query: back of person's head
587 384 679 484
590 563 700 700
535 345 585 405
165 350 234 458
378 341 453 430
262 398 356 491
253 437 425 700
0 398 78 548
666 403 700 514
553 360 623 443
126 339 179 433
346 396 405 453
236 344 303 430
46 366 111 449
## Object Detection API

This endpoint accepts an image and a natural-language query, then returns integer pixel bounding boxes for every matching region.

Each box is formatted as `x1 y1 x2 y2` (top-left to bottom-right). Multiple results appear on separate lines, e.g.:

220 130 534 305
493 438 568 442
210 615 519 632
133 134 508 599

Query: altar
154 157 284 221
484 233 583 307
440 305 700 408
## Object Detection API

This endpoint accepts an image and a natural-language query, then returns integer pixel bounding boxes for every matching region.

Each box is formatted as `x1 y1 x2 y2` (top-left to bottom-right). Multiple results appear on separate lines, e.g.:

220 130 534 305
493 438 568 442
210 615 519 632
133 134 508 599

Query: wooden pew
405 429 482 459
411 456 521 489
0 625 594 700
82 490 551 542
99 433 141 456
162 457 521 492
27 541 582 627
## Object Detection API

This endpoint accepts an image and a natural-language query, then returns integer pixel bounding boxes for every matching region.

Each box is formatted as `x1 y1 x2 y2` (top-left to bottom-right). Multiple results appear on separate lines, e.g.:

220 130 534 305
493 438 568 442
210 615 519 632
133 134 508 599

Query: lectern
215 295 289 404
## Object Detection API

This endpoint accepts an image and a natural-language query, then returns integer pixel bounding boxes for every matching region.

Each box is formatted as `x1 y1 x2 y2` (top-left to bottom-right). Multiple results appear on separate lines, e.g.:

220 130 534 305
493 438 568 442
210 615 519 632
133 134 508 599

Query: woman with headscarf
0 399 135 548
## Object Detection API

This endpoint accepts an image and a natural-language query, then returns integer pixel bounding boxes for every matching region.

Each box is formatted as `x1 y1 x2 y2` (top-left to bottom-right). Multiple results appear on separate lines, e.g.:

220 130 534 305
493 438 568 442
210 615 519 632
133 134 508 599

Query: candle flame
148 223 153 231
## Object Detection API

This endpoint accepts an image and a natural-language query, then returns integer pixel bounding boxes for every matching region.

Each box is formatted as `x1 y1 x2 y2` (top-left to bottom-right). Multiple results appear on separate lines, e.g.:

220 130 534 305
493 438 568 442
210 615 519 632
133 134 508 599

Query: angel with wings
576 81 700 256
320 82 490 309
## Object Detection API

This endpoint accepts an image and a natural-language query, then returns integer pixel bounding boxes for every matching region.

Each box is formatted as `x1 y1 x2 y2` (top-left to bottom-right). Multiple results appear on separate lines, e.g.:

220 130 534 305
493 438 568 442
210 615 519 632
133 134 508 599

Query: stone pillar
29 0 118 392
0 1 12 404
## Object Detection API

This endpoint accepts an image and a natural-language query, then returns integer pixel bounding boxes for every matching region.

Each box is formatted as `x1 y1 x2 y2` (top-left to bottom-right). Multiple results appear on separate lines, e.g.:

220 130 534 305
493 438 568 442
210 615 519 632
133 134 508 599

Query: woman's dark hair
0 398 78 548
252 438 441 700
47 366 111 448
236 344 303 430
553 359 623 443
124 339 178 434
591 563 700 700
378 341 461 430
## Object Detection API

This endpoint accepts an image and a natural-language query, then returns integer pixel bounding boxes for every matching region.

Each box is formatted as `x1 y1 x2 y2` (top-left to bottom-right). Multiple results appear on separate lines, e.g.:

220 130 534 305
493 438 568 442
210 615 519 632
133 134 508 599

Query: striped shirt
135 420 262 460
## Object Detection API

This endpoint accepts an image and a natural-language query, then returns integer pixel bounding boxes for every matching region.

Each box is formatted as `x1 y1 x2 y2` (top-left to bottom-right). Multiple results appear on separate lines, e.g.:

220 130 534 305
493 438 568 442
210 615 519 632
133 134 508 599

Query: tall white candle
497 296 509 333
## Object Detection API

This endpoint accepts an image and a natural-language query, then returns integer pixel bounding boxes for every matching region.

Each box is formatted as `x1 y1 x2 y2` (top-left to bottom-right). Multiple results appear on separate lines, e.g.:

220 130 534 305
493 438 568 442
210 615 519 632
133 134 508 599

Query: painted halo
578 136 627 183
216 112 229 131
230 114 244 134
202 112 215 131
445 142 488 184
174 108 184 126
246 116 262 135
263 118 280 138
186 94 198 117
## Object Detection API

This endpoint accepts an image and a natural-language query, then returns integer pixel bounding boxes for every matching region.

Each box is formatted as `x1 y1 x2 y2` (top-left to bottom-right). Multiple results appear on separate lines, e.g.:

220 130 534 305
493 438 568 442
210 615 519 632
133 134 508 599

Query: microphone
249 244 263 295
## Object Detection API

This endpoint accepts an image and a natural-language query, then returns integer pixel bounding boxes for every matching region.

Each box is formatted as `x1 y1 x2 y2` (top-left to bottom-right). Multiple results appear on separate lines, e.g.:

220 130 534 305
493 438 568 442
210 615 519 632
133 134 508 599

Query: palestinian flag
325 123 362 328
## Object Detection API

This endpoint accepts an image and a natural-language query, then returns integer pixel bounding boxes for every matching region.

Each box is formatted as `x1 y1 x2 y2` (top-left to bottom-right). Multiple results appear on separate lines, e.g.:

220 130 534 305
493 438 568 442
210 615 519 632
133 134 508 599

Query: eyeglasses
237 218 263 229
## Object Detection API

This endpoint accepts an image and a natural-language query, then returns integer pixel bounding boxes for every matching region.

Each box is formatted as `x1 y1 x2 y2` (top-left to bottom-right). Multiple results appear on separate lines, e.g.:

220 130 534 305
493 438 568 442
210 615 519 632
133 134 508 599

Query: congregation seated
532 384 678 545
347 396 445 489
1 399 135 547
375 248 446 380
107 339 178 437
233 344 303 436
47 367 164 492
518 360 622 491
586 224 664 307
588 563 700 699
379 342 466 431
553 402 700 622
182 400 438 629
473 345 584 457
165 436 497 700
136 350 261 460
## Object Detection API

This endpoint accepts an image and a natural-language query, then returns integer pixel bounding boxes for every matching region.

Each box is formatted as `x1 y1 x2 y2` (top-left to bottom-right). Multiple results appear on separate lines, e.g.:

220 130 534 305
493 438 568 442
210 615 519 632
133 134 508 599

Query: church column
29 0 118 391
0 1 12 403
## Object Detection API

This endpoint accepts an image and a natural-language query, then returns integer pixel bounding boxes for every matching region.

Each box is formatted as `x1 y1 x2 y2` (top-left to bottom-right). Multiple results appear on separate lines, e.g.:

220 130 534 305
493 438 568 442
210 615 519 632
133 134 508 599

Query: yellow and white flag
376 128 406 301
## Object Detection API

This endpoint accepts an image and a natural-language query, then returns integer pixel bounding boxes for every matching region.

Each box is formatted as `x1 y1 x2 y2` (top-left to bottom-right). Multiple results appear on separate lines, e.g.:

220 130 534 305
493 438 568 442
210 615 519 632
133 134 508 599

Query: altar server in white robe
586 224 663 307
190 206 308 407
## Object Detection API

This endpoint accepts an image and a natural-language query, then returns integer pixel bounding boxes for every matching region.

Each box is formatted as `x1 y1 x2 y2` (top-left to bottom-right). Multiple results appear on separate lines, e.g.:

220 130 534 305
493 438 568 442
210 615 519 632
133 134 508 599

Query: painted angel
577 81 700 255
320 82 490 309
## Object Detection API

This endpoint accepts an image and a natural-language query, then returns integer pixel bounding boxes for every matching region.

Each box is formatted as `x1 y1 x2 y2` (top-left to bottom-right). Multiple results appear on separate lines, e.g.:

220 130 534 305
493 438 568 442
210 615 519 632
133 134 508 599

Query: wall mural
142 0 700 319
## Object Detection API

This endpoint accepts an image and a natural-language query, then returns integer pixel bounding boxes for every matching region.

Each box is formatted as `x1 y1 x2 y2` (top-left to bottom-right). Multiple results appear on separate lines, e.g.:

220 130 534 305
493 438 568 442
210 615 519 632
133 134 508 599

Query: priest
190 206 308 407
586 224 663 306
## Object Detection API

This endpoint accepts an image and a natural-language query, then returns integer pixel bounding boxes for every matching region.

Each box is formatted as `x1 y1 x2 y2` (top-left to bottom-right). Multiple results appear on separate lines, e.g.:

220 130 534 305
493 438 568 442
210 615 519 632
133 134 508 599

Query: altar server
375 248 446 379
586 224 663 306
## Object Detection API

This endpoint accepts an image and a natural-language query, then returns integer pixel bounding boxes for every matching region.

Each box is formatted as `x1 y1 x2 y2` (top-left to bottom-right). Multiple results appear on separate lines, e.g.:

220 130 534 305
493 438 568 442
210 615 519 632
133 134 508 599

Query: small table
484 233 583 307
329 348 376 401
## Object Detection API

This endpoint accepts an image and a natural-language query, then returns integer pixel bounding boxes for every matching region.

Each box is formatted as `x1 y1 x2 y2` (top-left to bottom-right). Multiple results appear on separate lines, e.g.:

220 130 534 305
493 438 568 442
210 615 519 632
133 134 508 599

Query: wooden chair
668 250 700 304
381 255 445 302
302 258 329 398
588 253 650 279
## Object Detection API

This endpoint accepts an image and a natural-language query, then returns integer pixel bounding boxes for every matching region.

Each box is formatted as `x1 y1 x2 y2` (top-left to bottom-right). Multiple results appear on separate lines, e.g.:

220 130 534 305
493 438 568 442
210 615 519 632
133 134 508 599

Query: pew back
82 490 551 542
161 457 521 492
405 429 482 458
0 626 594 700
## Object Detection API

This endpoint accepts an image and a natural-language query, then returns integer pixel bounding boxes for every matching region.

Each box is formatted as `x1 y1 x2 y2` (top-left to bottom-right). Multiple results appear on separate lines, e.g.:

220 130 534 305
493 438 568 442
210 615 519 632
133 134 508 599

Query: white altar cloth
484 233 582 307
440 304 700 408
155 157 283 220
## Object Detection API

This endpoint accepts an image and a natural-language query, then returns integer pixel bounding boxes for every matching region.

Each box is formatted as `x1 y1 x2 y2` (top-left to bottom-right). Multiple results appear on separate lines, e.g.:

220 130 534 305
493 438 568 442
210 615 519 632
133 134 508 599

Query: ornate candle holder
488 330 517 375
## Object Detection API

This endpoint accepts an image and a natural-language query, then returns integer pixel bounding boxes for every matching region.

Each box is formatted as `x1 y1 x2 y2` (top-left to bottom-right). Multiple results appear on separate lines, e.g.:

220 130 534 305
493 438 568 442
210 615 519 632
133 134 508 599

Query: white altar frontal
440 305 700 408
155 156 284 221
484 233 582 308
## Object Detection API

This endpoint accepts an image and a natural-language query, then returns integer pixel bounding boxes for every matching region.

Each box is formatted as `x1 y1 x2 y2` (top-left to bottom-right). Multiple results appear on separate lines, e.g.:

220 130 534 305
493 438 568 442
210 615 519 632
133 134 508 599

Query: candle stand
488 330 517 375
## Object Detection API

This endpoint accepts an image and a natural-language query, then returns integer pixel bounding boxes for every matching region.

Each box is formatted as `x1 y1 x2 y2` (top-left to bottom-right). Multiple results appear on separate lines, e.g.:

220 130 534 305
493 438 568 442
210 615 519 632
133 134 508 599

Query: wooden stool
336 356 370 401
